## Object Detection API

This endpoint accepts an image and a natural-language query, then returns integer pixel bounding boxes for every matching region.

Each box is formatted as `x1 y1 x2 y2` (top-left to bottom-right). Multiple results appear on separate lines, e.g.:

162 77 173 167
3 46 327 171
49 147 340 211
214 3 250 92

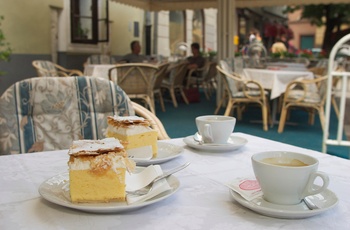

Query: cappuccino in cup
252 151 329 205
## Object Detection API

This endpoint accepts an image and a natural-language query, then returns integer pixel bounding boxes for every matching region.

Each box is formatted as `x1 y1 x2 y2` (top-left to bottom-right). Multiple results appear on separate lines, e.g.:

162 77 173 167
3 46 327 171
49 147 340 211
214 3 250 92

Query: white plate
38 172 180 213
230 188 339 219
133 142 184 166
183 134 248 152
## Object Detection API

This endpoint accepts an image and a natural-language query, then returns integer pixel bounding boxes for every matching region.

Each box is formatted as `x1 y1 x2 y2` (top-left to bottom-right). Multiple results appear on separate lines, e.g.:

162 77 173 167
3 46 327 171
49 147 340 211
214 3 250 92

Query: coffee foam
261 157 308 167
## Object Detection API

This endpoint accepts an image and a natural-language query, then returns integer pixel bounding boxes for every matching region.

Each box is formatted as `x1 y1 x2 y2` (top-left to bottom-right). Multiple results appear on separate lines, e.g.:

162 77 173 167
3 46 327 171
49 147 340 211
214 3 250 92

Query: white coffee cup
195 115 236 144
251 151 329 205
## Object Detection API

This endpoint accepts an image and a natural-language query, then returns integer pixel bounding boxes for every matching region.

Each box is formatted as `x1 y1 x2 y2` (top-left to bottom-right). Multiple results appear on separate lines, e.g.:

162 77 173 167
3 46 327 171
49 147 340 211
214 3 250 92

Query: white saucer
134 142 184 166
230 188 339 219
39 172 180 213
183 134 248 152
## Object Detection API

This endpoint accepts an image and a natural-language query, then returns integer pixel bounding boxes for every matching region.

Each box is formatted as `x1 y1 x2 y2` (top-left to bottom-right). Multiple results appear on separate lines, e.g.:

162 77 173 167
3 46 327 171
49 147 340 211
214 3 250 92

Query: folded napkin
226 177 262 201
127 146 153 161
125 165 172 205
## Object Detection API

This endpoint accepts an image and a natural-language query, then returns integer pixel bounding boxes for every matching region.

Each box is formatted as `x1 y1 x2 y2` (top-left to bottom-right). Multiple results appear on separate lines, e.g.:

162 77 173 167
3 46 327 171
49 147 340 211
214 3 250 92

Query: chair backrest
86 55 116 64
219 60 240 95
131 102 170 140
154 62 170 90
0 76 134 155
204 61 218 81
32 60 58 76
168 62 188 86
114 63 159 96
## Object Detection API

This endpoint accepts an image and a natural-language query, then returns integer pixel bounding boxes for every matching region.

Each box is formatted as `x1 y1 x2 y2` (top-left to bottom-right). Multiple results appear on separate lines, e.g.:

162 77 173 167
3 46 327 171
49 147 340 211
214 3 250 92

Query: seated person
120 40 148 63
186 42 206 79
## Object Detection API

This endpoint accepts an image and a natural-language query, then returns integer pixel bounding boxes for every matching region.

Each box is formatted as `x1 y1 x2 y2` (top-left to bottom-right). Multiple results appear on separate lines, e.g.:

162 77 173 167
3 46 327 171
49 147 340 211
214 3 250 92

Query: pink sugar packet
226 178 263 201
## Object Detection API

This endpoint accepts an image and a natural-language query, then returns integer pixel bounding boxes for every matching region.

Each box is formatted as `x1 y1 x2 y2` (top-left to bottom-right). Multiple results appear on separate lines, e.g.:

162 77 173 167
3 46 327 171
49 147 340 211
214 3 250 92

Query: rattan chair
215 63 270 131
131 101 170 140
109 63 159 114
278 76 328 133
32 60 83 77
85 54 116 66
153 62 170 112
161 62 189 107
185 60 217 100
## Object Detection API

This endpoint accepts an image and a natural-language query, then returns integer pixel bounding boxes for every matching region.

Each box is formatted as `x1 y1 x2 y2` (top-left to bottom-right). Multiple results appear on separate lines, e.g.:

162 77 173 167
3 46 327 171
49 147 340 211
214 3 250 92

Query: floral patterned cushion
0 76 134 155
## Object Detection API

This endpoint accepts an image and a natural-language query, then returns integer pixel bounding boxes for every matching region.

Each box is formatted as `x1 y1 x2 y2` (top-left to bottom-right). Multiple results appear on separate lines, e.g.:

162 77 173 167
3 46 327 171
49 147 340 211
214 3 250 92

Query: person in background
184 42 206 87
120 40 148 63
187 42 205 70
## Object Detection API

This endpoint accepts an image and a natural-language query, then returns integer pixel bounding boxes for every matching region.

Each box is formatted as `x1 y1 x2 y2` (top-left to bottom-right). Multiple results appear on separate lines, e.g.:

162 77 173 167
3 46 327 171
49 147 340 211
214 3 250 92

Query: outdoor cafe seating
32 60 83 77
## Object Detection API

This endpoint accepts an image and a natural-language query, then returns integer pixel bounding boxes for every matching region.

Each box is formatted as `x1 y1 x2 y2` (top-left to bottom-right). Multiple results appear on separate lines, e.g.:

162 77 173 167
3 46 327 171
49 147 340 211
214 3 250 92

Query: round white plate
183 134 248 152
134 142 184 166
230 188 339 219
38 172 180 213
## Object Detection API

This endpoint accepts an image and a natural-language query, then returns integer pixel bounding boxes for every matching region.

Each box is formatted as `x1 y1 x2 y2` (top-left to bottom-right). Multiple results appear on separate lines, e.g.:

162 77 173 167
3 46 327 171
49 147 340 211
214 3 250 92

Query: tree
285 4 350 53
0 15 12 75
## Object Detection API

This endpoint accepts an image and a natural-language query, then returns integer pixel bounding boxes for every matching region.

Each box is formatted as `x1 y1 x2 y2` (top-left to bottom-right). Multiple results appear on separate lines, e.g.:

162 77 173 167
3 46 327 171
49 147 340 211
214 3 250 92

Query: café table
243 68 314 100
1 132 349 229
265 62 308 71
243 68 315 125
84 64 117 81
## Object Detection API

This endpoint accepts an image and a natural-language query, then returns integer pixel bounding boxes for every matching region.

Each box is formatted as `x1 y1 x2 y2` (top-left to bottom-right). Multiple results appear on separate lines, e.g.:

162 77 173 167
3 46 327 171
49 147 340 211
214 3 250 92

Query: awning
112 0 350 11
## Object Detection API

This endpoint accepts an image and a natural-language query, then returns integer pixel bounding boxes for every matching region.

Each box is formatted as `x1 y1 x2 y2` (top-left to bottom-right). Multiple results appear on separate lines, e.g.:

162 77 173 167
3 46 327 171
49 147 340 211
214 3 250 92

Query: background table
243 68 314 100
84 64 116 80
1 133 349 229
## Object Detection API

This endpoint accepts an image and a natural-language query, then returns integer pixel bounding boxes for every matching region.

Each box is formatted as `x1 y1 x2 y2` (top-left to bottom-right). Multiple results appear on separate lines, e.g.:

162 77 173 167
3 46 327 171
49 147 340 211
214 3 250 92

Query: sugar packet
226 178 263 201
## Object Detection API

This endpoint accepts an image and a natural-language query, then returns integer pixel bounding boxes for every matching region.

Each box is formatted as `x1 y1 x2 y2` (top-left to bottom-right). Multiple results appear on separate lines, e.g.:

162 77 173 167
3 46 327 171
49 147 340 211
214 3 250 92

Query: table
243 68 315 125
1 133 350 229
84 64 117 81
243 68 314 100
265 62 308 71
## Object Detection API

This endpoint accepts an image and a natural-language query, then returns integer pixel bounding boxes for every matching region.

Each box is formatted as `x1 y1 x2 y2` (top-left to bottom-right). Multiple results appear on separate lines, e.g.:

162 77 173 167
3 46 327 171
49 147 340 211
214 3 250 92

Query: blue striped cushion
0 76 134 154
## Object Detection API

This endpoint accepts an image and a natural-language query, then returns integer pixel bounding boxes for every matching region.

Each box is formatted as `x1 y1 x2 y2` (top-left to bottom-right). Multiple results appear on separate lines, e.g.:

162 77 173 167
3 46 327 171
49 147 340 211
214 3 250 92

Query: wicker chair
131 101 170 140
85 54 116 65
109 63 159 114
0 76 134 155
153 62 170 112
278 76 328 133
32 60 83 77
161 62 189 107
215 63 270 131
185 60 218 100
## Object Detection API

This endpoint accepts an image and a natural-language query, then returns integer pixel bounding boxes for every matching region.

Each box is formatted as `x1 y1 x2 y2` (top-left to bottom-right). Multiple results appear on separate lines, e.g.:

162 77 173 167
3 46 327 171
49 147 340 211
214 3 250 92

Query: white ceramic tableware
251 151 329 205
195 115 236 144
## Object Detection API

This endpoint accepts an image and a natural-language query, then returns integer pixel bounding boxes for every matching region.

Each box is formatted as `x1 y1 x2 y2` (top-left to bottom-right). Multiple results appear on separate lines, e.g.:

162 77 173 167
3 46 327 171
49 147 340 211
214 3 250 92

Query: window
192 10 204 49
70 0 109 44
169 11 186 55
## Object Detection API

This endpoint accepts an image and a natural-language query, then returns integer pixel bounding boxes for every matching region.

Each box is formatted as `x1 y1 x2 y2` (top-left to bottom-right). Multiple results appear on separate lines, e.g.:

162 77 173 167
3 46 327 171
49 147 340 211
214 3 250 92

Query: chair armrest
242 80 266 99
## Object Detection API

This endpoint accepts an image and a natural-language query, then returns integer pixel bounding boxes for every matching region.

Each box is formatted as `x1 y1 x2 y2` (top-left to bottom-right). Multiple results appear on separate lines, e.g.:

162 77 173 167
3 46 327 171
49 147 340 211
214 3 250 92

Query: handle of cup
302 171 329 198
202 124 213 142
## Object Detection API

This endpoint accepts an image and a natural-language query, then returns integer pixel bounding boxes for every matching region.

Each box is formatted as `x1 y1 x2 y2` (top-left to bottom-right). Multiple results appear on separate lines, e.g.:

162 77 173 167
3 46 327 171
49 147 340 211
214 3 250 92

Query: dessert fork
127 162 190 196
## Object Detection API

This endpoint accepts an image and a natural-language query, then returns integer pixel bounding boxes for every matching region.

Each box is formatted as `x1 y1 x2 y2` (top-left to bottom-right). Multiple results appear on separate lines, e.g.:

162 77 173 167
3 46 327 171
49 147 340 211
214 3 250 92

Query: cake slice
68 138 135 203
106 115 158 158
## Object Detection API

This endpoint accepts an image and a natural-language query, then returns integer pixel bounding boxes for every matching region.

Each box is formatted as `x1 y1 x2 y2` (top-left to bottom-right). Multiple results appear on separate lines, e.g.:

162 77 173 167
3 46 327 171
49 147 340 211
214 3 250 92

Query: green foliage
0 15 12 75
284 4 350 51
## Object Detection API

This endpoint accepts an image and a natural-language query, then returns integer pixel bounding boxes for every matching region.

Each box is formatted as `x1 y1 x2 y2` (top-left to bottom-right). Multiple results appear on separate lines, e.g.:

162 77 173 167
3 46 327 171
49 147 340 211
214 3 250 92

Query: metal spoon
193 132 204 145
303 197 319 210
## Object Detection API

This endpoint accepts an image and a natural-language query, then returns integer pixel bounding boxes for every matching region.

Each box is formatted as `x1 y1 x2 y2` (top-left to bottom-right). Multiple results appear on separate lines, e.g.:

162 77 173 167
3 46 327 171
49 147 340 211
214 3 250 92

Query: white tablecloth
1 133 349 230
243 68 314 99
266 62 308 71
84 64 116 81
